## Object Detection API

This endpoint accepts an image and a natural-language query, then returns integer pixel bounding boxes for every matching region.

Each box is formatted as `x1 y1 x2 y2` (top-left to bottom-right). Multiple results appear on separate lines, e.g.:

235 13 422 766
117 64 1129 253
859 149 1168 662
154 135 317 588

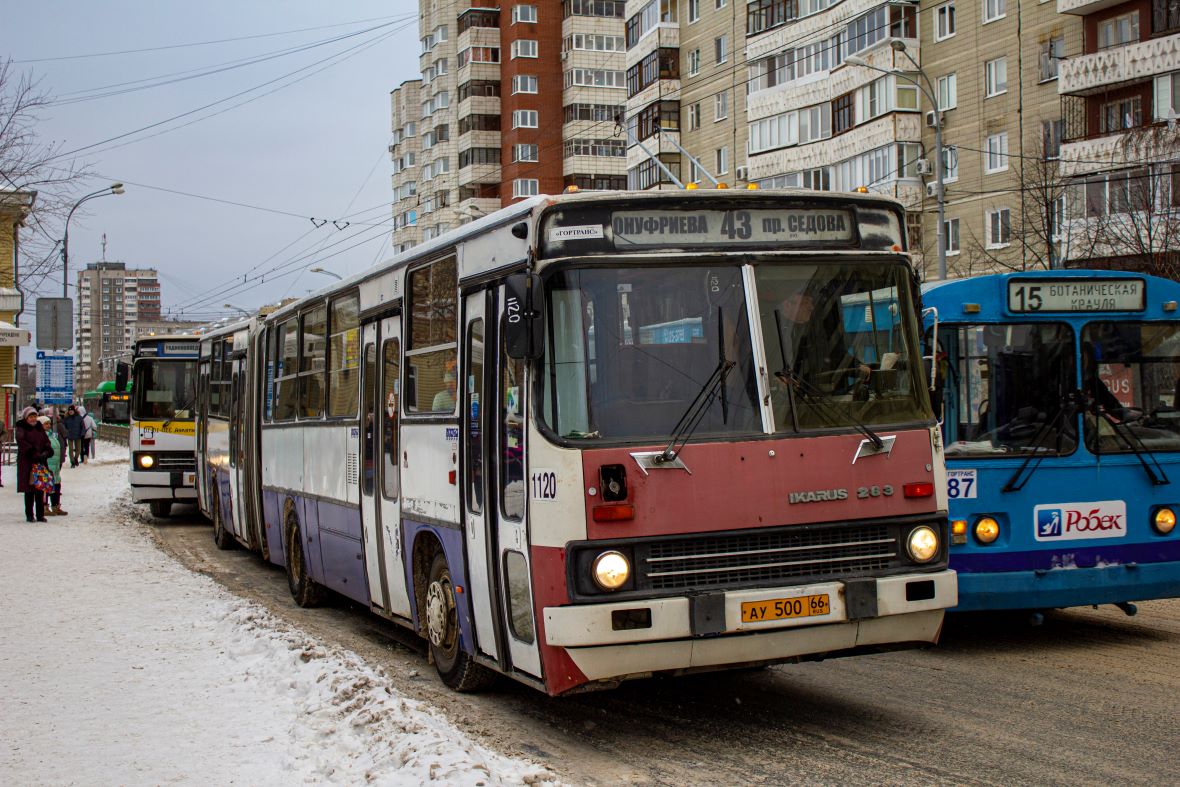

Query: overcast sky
4 1 420 344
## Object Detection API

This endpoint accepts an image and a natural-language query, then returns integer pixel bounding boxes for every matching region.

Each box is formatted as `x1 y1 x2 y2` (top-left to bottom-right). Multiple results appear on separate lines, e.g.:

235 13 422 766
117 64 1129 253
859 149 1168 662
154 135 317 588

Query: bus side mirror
504 273 544 360
922 306 939 393
115 362 130 394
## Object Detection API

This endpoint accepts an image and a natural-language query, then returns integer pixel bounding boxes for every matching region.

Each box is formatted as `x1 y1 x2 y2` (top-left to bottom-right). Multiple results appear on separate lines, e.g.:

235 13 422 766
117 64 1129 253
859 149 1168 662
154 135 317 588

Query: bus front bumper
543 571 956 681
953 563 1180 612
129 469 198 503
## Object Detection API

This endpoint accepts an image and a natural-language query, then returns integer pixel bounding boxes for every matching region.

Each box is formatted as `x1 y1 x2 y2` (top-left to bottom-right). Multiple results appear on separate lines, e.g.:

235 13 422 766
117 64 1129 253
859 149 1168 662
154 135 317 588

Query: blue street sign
36 351 75 405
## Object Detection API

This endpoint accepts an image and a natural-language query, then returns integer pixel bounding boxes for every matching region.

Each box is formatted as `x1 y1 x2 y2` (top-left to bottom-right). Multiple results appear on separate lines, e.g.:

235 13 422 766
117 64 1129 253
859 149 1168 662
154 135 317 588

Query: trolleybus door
462 291 499 661
361 318 411 619
228 362 244 540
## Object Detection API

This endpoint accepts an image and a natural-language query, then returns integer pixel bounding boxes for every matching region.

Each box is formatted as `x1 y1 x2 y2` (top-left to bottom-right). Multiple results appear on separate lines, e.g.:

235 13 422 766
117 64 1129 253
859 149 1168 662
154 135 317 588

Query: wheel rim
426 574 456 652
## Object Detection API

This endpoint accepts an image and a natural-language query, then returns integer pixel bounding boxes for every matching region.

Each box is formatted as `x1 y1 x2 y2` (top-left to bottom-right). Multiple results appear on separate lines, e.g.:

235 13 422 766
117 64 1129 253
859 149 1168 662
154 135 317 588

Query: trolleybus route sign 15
1008 278 1145 313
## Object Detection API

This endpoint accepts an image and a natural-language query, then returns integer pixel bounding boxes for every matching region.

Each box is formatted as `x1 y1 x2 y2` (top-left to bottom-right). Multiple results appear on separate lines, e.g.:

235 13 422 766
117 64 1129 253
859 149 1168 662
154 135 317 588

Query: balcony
1057 0 1129 14
1059 34 1180 95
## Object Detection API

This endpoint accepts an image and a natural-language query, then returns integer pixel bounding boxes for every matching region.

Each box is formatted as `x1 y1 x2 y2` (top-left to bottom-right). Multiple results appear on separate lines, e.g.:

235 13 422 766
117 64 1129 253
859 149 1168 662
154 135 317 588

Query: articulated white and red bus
196 190 956 695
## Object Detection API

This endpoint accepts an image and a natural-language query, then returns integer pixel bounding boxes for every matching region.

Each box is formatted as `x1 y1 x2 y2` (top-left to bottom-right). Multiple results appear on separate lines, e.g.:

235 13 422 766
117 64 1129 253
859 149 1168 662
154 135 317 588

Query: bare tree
1067 125 1180 279
0 58 93 296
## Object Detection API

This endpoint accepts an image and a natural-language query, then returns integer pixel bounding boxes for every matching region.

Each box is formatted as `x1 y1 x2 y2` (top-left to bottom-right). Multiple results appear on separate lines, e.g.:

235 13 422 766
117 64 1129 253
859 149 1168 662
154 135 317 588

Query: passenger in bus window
769 291 870 393
432 368 457 411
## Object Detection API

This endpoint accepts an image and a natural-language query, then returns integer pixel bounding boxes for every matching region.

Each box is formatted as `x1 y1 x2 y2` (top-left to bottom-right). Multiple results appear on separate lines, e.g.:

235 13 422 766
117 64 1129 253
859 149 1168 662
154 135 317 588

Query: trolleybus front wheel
425 552 495 692
285 511 323 608
149 500 172 518
212 496 235 551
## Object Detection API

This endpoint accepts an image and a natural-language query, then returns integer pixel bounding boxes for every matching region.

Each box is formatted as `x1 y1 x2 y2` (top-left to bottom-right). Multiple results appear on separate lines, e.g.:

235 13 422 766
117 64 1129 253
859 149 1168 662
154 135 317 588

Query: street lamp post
846 42 947 280
223 304 251 317
61 183 125 298
308 267 343 281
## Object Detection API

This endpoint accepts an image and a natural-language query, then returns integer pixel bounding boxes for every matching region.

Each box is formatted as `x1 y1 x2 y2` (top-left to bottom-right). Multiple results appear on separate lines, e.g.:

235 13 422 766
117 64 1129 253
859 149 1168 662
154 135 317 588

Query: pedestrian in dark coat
63 405 84 467
16 406 52 522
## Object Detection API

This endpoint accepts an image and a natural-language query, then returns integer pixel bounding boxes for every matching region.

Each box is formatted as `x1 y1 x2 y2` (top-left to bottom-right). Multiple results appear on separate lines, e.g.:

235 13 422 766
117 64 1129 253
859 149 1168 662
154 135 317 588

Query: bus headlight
137 453 156 469
1153 507 1176 535
974 516 1000 544
591 550 630 591
906 526 940 563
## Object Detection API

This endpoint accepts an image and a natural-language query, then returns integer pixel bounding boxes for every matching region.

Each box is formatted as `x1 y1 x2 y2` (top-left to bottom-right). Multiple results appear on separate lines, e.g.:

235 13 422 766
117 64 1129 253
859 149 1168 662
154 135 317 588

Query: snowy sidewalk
0 443 552 785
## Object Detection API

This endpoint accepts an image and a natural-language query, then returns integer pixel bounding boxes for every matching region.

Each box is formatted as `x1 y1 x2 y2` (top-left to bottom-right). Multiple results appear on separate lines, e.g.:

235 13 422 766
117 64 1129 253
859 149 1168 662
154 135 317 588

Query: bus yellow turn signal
1153 507 1176 535
951 519 968 545
975 517 1000 544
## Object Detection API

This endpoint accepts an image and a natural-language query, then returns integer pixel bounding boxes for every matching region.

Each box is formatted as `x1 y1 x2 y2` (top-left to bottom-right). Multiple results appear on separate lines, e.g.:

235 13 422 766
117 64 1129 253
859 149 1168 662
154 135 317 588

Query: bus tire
212 496 235 551
425 551 495 692
285 511 323 608
149 500 172 518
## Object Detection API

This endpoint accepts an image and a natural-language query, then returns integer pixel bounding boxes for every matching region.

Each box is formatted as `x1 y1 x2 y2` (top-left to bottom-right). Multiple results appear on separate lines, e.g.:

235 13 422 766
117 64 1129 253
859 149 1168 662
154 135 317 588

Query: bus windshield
132 360 197 421
539 261 930 442
1083 321 1180 453
939 323 1077 457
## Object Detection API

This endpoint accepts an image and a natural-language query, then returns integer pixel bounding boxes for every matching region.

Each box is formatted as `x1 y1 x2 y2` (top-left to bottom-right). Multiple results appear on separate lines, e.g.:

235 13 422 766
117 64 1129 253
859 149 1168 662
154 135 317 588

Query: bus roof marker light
685 182 699 190
1165 301 1178 312
747 183 759 190
716 182 728 189
1153 507 1176 534
963 303 981 314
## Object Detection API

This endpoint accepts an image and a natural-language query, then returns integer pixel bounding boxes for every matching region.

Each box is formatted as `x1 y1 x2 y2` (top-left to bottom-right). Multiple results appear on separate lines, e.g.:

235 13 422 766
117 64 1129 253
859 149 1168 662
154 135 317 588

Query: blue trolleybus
924 270 1180 614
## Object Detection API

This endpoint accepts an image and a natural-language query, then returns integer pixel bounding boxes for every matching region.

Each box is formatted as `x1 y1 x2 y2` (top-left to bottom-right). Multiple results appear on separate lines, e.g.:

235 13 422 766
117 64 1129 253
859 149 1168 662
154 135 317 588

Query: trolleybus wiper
1094 402 1169 486
655 356 735 464
774 310 883 450
160 396 195 432
1003 394 1078 493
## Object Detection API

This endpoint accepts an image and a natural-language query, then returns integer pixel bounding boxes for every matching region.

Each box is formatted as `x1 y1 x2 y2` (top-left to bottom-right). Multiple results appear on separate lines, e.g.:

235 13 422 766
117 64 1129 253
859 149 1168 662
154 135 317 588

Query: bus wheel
285 512 323 608
149 500 172 518
425 552 495 692
212 497 234 551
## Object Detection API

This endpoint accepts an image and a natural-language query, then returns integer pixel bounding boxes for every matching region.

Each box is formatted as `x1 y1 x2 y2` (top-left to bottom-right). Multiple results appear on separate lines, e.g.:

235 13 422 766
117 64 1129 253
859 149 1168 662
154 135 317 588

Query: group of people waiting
11 404 97 522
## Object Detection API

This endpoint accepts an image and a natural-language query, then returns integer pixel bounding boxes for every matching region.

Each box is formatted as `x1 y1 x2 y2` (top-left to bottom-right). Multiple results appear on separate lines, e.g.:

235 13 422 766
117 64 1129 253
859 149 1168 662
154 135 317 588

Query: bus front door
361 317 411 619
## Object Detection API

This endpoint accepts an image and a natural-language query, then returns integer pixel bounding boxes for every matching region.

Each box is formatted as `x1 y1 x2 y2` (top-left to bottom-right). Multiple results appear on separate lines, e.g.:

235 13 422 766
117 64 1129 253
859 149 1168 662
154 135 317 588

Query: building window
715 90 728 121
943 146 959 181
1042 118 1064 158
513 4 538 23
687 102 701 130
716 146 729 175
938 73 957 110
983 0 1005 23
798 103 831 144
747 0 795 36
688 48 701 75
513 178 540 198
716 0 727 7
563 138 626 157
985 57 1007 97
565 68 625 88
985 132 1009 173
512 75 538 94
715 35 728 64
514 143 539 162
512 109 539 128
935 2 956 40
1098 12 1139 49
1040 36 1064 81
944 218 960 254
1100 96 1142 133
511 39 538 59
688 0 699 22
832 92 854 135
986 208 1011 247
458 148 501 168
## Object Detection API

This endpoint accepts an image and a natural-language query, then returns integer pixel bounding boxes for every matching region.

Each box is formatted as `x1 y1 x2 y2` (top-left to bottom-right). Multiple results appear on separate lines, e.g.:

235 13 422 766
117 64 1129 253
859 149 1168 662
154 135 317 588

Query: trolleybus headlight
906 526 940 563
591 550 631 591
137 453 155 469
974 516 1000 544
1153 507 1177 535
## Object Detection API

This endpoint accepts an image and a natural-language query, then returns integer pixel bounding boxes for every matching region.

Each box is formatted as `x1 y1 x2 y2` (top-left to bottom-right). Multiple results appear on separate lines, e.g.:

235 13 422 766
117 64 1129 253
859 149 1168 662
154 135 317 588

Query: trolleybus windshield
540 261 929 441
133 360 197 421
938 323 1077 457
1082 321 1180 453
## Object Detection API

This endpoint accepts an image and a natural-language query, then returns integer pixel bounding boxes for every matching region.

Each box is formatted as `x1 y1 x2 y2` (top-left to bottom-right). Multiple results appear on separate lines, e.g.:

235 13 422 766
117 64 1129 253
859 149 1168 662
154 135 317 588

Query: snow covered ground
0 443 554 785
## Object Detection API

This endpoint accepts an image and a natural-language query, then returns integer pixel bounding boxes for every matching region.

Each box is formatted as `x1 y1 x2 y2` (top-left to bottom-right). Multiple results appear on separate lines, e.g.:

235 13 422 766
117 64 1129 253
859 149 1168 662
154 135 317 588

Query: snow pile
0 442 555 785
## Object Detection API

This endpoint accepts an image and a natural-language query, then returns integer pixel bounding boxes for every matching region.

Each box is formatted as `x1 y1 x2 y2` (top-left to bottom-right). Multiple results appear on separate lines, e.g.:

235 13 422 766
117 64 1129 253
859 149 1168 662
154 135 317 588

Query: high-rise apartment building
76 262 161 391
390 1 627 252
1057 0 1180 273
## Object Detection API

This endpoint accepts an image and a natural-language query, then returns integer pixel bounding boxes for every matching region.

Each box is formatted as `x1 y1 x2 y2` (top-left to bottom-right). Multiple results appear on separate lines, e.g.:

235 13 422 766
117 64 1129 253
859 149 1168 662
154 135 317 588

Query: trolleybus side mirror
504 272 545 360
921 307 938 393
115 362 130 394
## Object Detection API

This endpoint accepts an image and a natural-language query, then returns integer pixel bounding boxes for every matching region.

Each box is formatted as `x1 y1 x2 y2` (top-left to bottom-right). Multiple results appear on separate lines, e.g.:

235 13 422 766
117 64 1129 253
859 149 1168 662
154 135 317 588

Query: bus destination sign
610 208 854 247
1008 278 1145 313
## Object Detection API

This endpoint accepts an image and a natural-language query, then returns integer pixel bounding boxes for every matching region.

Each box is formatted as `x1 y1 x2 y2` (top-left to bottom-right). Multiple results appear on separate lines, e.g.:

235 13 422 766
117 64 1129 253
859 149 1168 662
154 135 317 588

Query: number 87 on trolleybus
201 190 956 695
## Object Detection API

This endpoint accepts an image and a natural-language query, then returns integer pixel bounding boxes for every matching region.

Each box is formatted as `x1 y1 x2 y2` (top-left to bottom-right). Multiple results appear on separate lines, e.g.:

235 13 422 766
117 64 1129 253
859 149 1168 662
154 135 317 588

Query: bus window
329 294 360 417
362 343 376 496
300 305 327 418
1083 321 1180 453
467 319 484 514
382 339 401 500
274 319 299 421
501 329 525 520
504 550 534 643
406 258 458 413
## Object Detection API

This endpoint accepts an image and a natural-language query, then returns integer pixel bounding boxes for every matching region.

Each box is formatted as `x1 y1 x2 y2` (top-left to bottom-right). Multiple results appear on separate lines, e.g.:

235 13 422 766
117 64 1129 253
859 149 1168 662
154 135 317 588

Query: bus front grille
641 524 899 591
153 452 196 472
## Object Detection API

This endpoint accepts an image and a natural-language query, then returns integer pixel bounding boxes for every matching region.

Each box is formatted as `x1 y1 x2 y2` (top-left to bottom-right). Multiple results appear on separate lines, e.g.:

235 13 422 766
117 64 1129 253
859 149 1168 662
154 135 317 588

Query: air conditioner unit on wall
925 111 939 128
736 165 749 180
926 182 938 198
915 158 933 176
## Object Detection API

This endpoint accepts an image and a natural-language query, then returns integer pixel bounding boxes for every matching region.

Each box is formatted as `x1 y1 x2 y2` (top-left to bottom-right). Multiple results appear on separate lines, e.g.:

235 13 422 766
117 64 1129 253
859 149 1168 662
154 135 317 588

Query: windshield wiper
1092 401 1169 486
160 396 195 431
1003 393 1078 493
655 309 736 465
774 310 883 450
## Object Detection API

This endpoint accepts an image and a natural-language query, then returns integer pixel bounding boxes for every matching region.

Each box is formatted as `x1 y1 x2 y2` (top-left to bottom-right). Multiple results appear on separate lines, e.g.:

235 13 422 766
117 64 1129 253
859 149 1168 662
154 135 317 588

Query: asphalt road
149 504 1180 786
